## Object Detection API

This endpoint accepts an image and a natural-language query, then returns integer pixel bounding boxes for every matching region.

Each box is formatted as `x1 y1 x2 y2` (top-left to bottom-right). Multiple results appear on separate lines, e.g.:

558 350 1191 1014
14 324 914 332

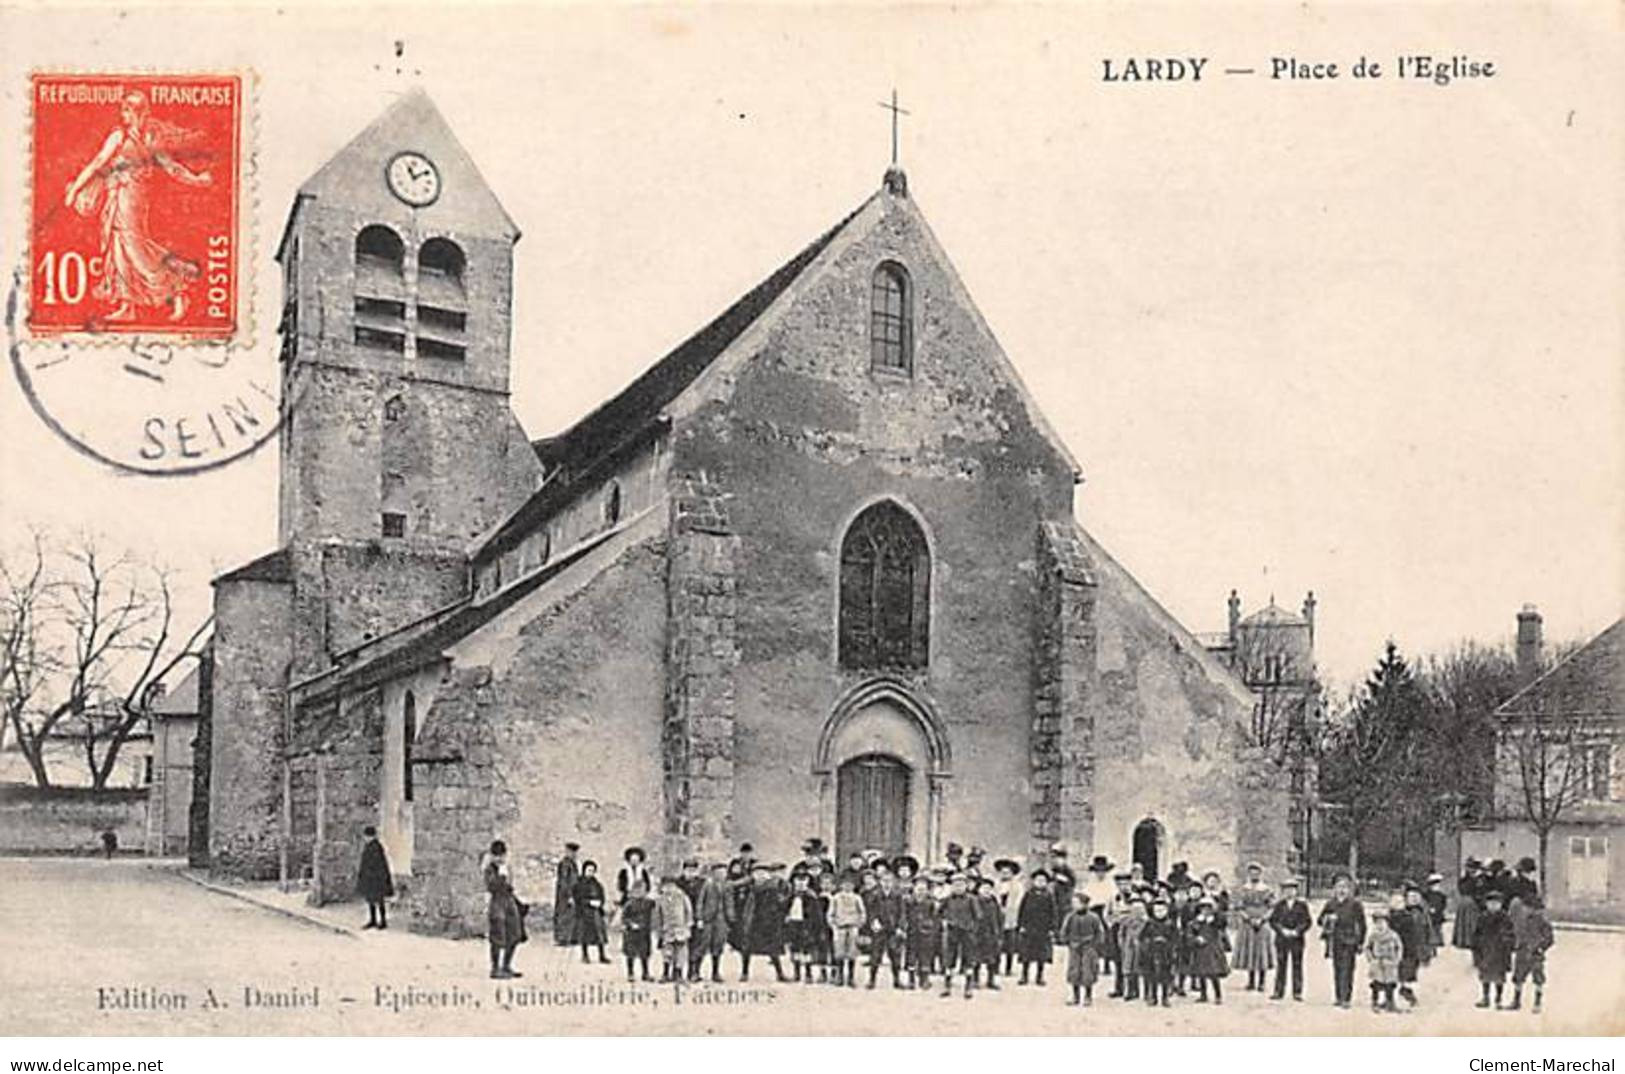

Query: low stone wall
0 783 149 855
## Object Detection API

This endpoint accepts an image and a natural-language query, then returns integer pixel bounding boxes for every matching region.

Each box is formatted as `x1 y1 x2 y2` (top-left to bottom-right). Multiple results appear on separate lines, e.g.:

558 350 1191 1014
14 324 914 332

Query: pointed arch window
839 501 930 669
870 262 912 374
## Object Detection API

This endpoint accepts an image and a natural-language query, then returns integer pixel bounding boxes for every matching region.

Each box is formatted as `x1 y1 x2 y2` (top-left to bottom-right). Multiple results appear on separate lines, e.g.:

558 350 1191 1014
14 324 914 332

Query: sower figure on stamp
62 90 211 323
483 840 526 980
553 841 580 946
356 825 394 930
1268 876 1311 1001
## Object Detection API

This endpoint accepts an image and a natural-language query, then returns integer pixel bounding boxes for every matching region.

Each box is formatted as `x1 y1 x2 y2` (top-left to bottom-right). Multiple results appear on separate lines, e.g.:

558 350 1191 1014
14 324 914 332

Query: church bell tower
273 89 540 667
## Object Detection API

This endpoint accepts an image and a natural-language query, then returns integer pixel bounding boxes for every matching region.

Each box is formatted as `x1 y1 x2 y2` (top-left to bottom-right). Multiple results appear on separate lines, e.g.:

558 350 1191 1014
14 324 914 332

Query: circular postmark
7 267 281 477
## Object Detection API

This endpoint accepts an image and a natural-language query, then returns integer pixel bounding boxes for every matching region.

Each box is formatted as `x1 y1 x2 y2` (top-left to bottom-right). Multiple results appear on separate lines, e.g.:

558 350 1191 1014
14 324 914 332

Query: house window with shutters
839 501 930 670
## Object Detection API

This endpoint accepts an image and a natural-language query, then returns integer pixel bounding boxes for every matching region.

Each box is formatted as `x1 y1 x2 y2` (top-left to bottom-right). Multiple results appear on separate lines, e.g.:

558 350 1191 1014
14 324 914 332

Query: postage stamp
10 71 274 476
28 73 242 339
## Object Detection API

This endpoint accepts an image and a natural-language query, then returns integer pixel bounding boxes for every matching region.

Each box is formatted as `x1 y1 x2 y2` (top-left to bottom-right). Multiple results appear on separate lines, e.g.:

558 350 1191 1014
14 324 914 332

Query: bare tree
1501 712 1595 892
1 534 209 789
1416 641 1519 830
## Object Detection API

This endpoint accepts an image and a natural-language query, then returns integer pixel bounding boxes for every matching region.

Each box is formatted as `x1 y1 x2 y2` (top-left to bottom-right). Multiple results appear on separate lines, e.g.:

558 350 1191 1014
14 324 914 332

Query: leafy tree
1318 640 1429 877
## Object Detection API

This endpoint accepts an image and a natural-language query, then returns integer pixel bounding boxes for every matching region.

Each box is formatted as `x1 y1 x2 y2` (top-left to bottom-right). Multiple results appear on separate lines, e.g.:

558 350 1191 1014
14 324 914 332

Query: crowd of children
531 837 1555 1015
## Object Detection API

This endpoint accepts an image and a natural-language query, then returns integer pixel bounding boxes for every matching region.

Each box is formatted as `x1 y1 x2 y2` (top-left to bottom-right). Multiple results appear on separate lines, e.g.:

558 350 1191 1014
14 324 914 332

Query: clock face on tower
385 151 441 207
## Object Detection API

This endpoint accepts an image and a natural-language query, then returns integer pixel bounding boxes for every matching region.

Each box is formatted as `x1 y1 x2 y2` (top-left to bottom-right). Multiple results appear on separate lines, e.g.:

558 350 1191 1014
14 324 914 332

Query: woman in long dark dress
573 859 611 964
553 842 580 946
484 840 525 979
1451 859 1484 949
739 864 790 982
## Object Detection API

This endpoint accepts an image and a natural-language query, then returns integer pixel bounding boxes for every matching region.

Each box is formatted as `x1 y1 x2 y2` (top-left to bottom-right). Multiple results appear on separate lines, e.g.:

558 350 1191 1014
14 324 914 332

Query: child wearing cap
1016 869 1059 986
1138 897 1178 1007
995 859 1026 977
865 867 908 989
653 874 695 983
785 871 817 984
1472 890 1517 1009
1394 886 1434 1007
974 876 1005 990
1118 897 1148 1001
940 873 980 999
1509 893 1553 1013
1186 896 1231 1004
1060 890 1105 1006
1173 883 1200 996
1318 873 1367 1009
828 872 866 988
622 877 655 982
1365 907 1403 1012
905 875 941 991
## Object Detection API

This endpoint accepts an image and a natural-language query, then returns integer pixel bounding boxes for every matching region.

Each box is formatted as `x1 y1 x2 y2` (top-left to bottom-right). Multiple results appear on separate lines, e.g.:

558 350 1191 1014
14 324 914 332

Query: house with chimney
1461 607 1623 916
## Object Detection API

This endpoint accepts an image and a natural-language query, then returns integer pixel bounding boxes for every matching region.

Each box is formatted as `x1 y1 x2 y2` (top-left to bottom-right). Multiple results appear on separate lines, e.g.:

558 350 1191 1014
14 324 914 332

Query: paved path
2 858 1619 1036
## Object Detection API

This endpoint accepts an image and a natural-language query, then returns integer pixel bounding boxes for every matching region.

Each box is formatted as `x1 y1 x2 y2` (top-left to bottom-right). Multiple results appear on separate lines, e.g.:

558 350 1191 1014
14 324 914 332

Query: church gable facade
207 93 1288 934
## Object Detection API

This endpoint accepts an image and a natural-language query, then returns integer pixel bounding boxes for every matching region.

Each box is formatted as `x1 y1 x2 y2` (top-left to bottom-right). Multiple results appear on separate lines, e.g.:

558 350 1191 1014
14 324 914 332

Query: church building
206 90 1289 934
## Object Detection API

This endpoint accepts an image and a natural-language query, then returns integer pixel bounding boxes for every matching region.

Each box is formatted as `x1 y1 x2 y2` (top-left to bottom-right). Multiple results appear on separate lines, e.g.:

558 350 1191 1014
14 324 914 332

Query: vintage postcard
0 0 1620 1046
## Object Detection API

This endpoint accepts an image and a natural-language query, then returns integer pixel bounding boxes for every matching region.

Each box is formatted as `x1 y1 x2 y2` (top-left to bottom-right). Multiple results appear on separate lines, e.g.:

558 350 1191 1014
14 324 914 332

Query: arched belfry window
870 262 911 373
839 501 930 669
418 237 465 288
356 225 405 275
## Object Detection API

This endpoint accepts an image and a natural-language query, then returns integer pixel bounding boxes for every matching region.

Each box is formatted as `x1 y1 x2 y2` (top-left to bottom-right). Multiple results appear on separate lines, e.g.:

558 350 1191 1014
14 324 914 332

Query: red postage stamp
28 73 242 338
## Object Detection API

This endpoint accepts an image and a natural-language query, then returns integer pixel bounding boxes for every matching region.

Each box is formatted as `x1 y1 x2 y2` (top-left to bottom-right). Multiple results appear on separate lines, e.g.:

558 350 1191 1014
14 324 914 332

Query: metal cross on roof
878 89 910 167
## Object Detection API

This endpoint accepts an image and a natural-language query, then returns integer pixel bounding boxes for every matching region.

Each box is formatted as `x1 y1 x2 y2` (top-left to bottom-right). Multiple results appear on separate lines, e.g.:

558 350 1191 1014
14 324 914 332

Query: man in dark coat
356 825 394 930
1317 873 1367 1009
553 841 580 945
1047 846 1078 932
1506 857 1540 908
1268 876 1311 1001
739 863 790 982
973 876 1004 990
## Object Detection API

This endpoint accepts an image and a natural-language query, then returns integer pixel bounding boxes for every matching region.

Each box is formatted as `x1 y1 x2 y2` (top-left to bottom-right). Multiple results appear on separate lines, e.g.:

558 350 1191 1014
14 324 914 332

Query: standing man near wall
1318 873 1367 1009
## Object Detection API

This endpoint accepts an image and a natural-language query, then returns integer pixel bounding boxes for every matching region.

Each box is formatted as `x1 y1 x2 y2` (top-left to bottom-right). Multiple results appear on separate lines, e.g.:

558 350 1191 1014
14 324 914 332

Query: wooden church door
837 754 910 862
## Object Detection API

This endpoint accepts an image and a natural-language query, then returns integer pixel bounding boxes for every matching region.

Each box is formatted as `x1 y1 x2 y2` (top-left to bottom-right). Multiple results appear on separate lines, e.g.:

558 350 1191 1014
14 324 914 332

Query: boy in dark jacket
905 875 941 991
974 877 1004 990
940 874 980 998
1268 877 1311 1001
1138 897 1178 1007
865 869 907 989
356 826 394 930
1016 870 1059 986
1472 890 1518 1009
1509 894 1554 1012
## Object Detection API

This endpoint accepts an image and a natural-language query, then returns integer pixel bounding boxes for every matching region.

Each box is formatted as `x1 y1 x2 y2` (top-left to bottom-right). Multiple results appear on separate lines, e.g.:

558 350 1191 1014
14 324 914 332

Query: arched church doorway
1132 818 1164 882
836 753 911 863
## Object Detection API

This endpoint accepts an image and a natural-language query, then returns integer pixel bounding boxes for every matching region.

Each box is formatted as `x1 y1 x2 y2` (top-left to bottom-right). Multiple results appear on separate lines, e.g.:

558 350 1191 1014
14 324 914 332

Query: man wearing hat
675 858 707 979
865 863 908 989
1507 856 1540 908
739 862 791 982
1317 873 1367 1009
1452 858 1484 950
800 837 835 879
694 862 733 982
1267 877 1311 1001
553 841 581 945
1081 855 1116 925
1422 873 1448 947
995 858 1025 976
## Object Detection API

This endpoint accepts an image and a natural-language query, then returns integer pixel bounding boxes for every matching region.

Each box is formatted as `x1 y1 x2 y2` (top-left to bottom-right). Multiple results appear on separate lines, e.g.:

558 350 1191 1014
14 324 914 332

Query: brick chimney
1302 590 1317 644
1228 589 1241 642
1516 604 1543 684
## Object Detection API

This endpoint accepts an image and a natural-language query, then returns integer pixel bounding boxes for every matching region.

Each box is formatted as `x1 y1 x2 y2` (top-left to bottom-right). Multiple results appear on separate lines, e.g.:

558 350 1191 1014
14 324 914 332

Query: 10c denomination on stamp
29 73 242 339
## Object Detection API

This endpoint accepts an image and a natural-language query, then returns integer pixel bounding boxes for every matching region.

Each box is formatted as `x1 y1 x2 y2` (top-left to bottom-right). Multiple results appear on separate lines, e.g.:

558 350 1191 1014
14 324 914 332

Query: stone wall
310 688 385 903
0 785 148 854
662 473 740 866
403 524 669 936
1031 522 1099 859
209 574 293 878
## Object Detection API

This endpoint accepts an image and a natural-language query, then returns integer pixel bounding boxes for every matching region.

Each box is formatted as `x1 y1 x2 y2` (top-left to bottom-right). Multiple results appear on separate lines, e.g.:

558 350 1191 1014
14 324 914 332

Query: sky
1 2 1620 694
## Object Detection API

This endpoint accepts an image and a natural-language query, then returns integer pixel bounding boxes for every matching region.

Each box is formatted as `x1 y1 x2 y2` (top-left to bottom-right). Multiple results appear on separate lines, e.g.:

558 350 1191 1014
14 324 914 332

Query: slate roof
1496 619 1625 720
529 198 873 486
152 666 200 718
213 547 291 586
